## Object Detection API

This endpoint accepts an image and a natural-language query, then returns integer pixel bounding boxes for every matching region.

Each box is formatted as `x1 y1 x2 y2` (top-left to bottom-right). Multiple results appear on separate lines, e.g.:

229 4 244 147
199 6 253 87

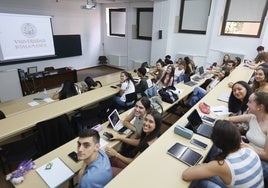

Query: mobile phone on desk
110 85 117 89
68 151 79 162
190 138 207 150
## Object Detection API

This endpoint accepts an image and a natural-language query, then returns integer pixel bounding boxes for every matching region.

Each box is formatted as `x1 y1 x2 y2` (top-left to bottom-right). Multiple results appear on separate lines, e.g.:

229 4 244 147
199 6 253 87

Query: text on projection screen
0 13 55 61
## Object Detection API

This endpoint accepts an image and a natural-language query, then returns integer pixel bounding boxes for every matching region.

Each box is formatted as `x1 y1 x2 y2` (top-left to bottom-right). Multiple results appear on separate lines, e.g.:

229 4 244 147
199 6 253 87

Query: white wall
0 0 102 72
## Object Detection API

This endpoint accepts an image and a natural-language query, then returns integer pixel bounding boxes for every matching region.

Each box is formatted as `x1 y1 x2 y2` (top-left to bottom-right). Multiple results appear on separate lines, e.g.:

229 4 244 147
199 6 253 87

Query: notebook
36 157 74 188
184 74 197 86
217 93 229 103
186 109 213 138
167 142 203 166
108 109 131 134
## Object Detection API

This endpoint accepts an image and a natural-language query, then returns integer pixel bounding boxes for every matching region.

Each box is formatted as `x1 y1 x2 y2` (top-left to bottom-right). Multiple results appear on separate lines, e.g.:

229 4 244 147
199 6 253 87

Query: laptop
186 109 213 138
184 74 197 86
108 109 131 134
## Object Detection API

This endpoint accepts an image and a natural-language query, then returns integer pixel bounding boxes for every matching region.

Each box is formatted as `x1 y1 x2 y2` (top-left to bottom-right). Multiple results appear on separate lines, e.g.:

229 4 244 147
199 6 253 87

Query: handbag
199 102 210 114
158 86 179 104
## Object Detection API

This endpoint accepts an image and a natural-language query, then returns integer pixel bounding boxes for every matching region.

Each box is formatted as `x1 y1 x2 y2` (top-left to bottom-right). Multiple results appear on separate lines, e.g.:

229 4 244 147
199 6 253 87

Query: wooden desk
0 85 119 142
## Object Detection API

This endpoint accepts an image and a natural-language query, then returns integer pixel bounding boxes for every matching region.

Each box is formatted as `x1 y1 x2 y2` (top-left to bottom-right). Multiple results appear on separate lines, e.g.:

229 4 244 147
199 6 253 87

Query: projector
81 3 96 9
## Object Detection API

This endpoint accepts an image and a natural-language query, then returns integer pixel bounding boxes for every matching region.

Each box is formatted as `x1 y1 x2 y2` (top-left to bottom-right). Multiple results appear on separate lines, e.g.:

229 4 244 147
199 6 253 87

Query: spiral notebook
167 142 203 166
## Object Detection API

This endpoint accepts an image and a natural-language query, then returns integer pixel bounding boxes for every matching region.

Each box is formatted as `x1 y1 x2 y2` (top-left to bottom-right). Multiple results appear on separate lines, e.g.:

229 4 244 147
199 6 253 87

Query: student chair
0 132 39 175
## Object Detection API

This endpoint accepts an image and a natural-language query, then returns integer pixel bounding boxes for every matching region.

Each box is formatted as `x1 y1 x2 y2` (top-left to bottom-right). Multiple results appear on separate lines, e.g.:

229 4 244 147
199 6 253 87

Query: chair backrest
125 92 137 103
36 114 75 156
0 132 39 174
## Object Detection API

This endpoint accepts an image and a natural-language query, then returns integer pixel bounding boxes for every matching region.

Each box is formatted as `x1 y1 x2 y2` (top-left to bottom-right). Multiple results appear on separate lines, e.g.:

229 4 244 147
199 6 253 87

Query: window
221 0 268 37
137 8 153 40
179 0 211 34
109 8 126 37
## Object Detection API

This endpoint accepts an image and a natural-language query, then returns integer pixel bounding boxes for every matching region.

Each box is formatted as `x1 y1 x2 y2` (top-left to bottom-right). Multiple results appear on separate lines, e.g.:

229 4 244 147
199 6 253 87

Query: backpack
158 86 179 104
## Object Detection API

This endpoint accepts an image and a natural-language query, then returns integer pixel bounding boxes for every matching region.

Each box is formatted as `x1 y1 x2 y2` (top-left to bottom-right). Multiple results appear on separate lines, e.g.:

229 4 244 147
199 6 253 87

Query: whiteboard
0 69 23 102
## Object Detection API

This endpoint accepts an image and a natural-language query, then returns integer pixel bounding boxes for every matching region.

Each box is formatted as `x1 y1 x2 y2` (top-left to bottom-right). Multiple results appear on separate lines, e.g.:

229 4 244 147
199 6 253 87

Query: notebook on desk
167 142 203 166
108 109 131 135
186 109 213 138
36 157 74 188
184 74 198 86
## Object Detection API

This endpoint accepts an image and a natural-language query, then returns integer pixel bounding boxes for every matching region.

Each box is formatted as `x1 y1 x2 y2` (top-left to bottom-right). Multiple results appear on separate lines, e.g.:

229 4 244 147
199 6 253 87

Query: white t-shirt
120 81 135 102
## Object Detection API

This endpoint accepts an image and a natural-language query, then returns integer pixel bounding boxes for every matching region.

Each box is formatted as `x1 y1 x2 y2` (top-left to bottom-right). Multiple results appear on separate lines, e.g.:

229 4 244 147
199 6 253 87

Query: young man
77 129 113 188
136 67 152 96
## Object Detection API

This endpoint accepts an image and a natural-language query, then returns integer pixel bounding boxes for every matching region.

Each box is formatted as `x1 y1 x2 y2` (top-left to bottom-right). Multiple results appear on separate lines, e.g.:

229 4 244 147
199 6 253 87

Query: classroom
0 0 268 187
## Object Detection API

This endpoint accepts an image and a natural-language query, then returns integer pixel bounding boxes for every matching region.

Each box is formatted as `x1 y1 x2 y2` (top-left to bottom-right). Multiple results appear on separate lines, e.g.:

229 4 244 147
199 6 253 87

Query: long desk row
105 65 255 187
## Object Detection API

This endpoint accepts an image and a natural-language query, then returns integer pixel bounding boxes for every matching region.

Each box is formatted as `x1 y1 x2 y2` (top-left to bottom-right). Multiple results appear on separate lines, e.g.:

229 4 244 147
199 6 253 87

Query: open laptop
185 109 214 138
184 74 197 86
108 109 131 134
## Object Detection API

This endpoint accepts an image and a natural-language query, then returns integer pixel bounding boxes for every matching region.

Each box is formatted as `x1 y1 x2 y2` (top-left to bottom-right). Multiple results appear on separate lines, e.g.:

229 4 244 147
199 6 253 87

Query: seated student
113 71 136 108
225 60 235 72
251 66 268 93
77 129 113 188
228 81 252 116
84 76 102 91
220 54 231 67
227 92 268 179
52 80 79 100
150 59 165 82
174 59 186 83
135 67 152 96
246 46 268 69
182 120 264 188
0 110 6 119
164 55 173 65
104 110 162 175
233 57 241 67
184 56 195 76
188 68 230 106
156 64 175 89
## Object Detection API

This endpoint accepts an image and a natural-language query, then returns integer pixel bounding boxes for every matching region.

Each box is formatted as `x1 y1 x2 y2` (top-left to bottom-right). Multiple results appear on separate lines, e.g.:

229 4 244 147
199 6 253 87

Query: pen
213 110 222 112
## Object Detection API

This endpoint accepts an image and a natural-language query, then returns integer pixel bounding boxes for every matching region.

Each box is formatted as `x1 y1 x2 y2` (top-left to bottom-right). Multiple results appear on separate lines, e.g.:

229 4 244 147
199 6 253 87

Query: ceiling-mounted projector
81 0 96 9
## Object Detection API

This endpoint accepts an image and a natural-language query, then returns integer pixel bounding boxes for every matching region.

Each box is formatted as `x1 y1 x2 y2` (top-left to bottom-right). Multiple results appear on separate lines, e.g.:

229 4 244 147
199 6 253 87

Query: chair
0 132 39 175
98 56 108 64
36 114 75 156
44 66 55 71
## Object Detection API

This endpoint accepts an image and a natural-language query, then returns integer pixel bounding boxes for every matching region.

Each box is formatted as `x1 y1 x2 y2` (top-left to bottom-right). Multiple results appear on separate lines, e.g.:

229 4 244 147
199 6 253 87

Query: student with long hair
182 120 264 188
156 64 175 89
251 66 268 93
228 81 252 115
104 110 162 175
52 80 78 100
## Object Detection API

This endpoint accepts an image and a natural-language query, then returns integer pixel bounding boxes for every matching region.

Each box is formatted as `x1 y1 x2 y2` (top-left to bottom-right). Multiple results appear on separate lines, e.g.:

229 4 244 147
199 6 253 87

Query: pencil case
174 125 193 139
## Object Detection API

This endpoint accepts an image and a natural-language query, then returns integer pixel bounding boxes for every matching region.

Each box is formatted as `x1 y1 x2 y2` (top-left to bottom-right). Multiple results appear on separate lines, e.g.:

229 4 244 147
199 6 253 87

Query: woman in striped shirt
182 120 264 188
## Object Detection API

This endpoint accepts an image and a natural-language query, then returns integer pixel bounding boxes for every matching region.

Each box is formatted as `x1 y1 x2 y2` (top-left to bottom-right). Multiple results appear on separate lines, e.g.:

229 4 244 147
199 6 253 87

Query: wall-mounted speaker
158 30 162 39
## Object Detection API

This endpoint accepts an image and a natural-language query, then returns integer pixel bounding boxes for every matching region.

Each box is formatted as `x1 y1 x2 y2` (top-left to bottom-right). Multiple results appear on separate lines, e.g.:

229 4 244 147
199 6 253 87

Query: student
233 57 241 67
188 68 230 106
251 66 268 93
225 60 235 72
228 81 252 115
182 120 264 188
174 59 185 83
0 110 6 119
164 55 173 65
136 67 152 96
150 59 165 82
221 54 230 67
77 129 113 188
156 64 175 89
84 76 102 91
228 92 268 179
104 110 162 175
52 80 79 100
114 71 136 108
184 56 195 75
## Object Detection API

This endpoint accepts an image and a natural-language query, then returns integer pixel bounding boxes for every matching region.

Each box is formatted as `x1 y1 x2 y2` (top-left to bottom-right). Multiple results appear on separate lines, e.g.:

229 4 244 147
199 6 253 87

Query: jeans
189 87 207 106
114 96 134 108
190 176 226 188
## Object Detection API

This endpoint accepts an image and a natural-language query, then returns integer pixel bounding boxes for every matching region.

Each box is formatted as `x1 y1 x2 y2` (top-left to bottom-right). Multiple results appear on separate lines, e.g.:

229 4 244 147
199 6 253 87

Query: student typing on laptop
104 110 162 176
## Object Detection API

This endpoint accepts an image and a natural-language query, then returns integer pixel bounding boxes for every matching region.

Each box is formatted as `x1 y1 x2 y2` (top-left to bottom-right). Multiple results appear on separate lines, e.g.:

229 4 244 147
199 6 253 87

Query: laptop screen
199 66 204 75
187 109 203 128
108 109 120 129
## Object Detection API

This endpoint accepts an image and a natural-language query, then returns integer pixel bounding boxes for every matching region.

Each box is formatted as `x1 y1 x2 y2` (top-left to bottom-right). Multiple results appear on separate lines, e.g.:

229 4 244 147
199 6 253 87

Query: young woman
184 56 195 75
114 71 135 108
174 59 186 83
188 68 230 106
221 54 230 67
182 120 264 188
228 92 268 179
251 66 268 93
156 64 175 89
52 80 79 100
150 59 165 82
104 110 162 175
228 81 252 115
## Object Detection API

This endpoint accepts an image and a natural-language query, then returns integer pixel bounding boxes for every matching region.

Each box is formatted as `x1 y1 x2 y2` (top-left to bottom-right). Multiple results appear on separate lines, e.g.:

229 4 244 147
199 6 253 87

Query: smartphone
110 85 117 89
103 132 113 139
68 151 79 162
202 115 216 124
190 138 207 150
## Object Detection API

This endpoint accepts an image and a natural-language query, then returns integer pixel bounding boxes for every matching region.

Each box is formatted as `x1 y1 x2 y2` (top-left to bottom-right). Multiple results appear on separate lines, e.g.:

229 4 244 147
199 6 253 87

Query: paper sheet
28 101 39 106
43 97 54 103
217 93 229 103
36 157 74 188
211 105 230 116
